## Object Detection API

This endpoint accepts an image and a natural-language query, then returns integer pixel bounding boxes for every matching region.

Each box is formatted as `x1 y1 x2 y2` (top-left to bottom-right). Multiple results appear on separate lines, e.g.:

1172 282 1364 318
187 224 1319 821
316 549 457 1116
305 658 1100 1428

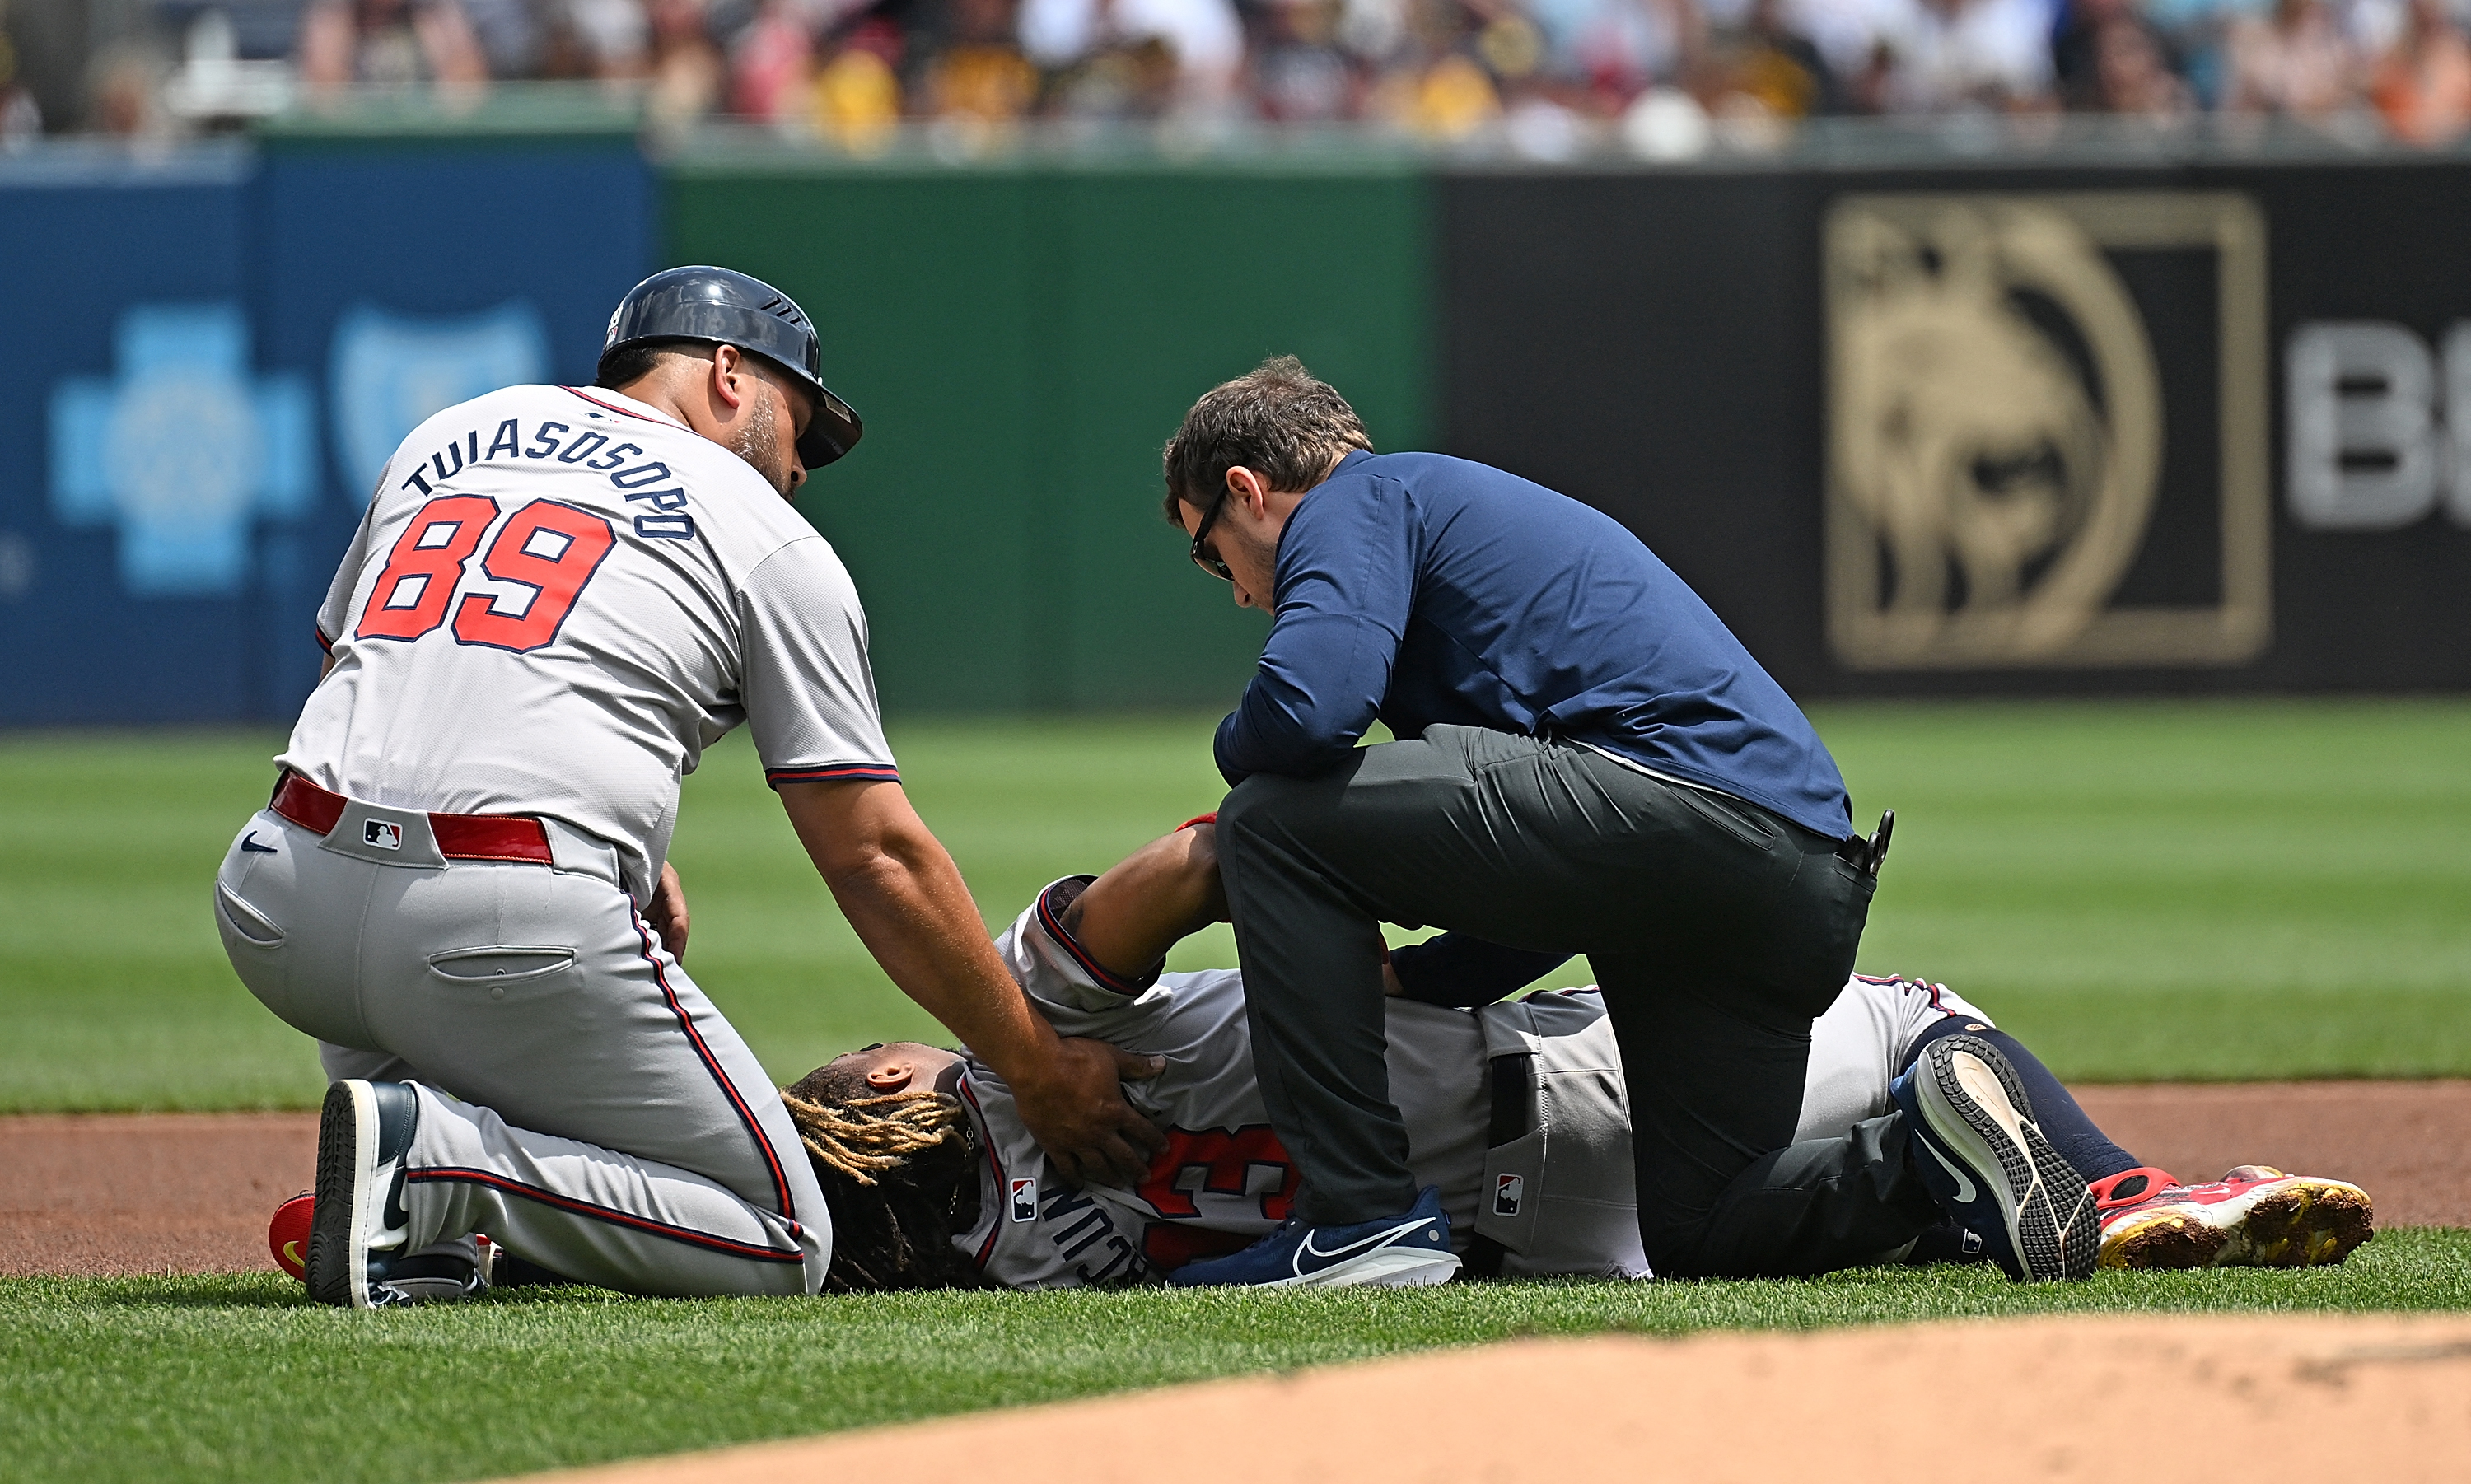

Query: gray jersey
952 883 1992 1288
282 384 895 898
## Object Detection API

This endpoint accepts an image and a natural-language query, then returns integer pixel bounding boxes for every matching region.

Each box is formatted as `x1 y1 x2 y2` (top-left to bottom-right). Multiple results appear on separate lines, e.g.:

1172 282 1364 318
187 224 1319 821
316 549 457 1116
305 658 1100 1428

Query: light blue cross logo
50 303 316 598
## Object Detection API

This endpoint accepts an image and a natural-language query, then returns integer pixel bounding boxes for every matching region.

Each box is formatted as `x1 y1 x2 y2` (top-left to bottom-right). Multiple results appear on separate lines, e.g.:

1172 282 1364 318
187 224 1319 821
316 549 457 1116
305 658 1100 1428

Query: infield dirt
511 1314 2471 1483
5 1081 2468 1278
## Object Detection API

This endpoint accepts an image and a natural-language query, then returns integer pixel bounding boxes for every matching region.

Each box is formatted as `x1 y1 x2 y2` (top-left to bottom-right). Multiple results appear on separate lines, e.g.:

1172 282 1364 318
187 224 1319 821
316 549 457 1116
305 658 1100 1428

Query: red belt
271 771 554 865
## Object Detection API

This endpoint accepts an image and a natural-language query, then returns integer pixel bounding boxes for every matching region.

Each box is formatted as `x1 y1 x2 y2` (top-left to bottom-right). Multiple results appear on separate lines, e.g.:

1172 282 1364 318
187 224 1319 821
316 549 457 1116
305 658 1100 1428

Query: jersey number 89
355 496 617 654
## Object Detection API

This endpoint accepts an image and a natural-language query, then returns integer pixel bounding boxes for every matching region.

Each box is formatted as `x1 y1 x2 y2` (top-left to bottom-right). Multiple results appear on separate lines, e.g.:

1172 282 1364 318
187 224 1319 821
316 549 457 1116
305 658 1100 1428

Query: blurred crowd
10 0 2471 147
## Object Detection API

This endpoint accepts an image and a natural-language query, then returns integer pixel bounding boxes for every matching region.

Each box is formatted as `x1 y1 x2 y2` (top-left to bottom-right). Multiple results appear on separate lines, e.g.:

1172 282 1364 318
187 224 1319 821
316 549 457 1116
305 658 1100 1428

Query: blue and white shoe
1165 1186 1462 1289
307 1079 421 1309
1891 1034 2098 1283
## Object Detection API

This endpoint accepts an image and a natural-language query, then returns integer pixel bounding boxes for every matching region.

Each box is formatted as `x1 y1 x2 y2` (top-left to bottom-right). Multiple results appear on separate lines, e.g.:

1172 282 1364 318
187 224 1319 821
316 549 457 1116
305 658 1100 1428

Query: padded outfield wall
7 133 2471 725
662 153 1431 714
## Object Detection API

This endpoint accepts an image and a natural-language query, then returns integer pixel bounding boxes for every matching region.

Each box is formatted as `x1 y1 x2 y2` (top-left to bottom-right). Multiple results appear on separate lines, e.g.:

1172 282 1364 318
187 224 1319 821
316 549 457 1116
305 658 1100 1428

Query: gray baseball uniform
214 383 897 1296
953 880 1991 1287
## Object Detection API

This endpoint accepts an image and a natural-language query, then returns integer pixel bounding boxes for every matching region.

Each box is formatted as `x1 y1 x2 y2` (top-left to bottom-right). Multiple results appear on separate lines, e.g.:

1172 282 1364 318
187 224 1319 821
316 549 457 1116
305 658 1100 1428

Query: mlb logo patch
362 820 403 851
1009 1178 1037 1222
1960 1229 1984 1256
1492 1174 1525 1217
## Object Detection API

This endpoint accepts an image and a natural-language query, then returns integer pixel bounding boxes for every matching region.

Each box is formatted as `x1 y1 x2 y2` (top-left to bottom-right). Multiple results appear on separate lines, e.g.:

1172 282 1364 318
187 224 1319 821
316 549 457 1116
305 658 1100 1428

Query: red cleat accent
2097 1164 2374 1271
269 1191 314 1281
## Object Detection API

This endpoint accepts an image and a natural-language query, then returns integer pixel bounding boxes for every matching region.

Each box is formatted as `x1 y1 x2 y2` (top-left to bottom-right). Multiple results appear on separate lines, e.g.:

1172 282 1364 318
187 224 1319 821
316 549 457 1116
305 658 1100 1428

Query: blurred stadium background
0 0 2466 1112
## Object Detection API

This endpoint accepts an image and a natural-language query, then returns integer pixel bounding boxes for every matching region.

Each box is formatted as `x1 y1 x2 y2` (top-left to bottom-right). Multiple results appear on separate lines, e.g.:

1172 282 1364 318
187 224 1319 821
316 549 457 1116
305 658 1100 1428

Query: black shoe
307 1080 419 1309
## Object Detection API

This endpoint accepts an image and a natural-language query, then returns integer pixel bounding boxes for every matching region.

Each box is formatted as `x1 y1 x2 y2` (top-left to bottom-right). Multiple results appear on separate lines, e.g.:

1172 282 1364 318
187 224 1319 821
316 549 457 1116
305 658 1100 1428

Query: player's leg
1211 724 1880 1266
1594 954 1945 1275
1896 1015 2141 1186
1884 991 2371 1270
218 811 826 1299
353 856 829 1297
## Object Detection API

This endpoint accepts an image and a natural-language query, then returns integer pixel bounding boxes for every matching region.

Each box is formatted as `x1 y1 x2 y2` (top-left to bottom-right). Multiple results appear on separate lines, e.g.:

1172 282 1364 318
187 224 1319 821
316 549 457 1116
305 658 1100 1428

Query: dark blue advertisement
0 138 652 726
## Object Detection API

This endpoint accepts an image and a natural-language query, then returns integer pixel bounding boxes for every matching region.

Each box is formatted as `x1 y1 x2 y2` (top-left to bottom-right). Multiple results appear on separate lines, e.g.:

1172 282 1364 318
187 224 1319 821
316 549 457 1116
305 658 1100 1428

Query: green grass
2 698 2468 1109
6 1230 2469 1483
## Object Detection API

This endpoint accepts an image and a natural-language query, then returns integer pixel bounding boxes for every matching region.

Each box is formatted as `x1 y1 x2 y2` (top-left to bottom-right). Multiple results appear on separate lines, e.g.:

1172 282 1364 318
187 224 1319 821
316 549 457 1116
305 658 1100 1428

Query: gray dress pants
1215 725 1939 1278
213 800 829 1296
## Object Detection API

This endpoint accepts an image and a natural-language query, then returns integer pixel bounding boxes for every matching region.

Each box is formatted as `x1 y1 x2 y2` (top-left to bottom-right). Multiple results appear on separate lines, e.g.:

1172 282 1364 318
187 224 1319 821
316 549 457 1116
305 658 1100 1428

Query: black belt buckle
1838 809 1894 877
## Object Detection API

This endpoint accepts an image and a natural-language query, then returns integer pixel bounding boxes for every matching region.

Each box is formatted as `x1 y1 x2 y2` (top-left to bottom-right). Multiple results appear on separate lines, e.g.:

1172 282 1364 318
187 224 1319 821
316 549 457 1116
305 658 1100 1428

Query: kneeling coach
1161 357 1927 1286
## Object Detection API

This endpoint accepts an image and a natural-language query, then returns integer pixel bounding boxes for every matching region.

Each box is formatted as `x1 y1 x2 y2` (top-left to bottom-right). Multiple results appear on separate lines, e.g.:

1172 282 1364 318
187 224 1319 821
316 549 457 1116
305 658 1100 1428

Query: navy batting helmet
600 266 865 469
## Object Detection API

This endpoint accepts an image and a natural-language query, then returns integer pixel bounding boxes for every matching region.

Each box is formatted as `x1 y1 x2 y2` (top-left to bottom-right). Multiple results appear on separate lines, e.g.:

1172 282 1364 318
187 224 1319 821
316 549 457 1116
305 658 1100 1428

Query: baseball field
6 698 2470 1480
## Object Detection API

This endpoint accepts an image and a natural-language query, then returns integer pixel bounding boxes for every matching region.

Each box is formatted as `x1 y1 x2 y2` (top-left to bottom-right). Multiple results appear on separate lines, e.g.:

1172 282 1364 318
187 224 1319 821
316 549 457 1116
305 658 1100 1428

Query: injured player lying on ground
266 819 2378 1299
780 819 2376 1293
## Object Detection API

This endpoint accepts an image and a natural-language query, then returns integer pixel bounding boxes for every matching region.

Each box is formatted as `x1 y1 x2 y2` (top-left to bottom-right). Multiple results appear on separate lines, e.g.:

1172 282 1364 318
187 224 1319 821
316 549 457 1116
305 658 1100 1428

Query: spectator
2053 0 2187 109
1245 0 1362 120
2373 0 2471 140
298 0 493 88
1870 0 2058 111
1022 0 1248 110
1704 0 1846 117
807 16 899 138
728 0 813 115
1528 0 1703 105
647 0 727 119
564 0 656 77
926 0 1041 119
2224 0 2361 115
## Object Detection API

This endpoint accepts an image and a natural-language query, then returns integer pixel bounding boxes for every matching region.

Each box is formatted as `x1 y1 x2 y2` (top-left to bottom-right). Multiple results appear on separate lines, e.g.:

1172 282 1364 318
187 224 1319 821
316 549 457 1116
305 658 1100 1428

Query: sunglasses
1189 495 1234 582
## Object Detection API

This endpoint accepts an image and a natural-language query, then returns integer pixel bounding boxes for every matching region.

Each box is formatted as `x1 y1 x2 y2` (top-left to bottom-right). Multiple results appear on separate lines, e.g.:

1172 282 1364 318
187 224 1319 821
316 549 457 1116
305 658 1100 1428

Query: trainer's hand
647 861 691 961
1012 1038 1166 1188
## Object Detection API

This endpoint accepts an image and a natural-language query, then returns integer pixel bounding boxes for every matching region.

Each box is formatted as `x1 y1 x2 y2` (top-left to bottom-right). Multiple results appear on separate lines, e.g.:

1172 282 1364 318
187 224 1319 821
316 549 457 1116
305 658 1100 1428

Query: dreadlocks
782 1062 987 1292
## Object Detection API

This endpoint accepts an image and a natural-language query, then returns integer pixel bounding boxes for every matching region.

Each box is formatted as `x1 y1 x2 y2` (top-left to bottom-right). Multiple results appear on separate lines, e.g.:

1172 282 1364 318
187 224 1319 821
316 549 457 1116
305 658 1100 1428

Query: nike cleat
2093 1164 2374 1271
306 1079 421 1309
1164 1185 1461 1289
1892 1034 2098 1282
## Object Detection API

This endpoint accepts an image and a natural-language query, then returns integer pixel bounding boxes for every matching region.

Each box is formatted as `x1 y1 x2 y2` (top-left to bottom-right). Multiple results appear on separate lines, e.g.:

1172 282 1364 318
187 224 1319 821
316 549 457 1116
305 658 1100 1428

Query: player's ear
709 345 748 412
864 1060 915 1091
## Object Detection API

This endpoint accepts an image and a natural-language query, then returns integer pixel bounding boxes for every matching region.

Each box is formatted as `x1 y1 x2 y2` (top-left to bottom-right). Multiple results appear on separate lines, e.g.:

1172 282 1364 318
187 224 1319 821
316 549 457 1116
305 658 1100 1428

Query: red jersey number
353 496 617 654
354 495 495 642
1138 1126 1300 1221
452 501 618 653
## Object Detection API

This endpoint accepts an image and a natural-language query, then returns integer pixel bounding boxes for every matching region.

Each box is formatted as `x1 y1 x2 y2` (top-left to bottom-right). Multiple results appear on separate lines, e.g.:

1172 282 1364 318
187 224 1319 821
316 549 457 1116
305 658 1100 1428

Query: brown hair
1160 356 1372 522
782 1062 986 1292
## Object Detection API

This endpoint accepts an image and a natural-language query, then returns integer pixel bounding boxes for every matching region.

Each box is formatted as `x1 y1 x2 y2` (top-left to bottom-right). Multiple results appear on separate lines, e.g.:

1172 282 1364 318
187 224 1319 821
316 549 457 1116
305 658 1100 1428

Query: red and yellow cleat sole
2099 1169 2374 1272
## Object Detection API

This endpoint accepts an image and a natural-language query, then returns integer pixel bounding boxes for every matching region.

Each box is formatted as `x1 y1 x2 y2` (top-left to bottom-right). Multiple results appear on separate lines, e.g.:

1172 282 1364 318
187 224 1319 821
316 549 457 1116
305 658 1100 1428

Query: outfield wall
4 136 2469 726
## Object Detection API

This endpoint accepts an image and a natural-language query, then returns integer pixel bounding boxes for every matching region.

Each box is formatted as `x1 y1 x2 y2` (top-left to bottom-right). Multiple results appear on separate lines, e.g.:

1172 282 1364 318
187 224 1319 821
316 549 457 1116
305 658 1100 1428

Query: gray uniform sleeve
315 496 380 653
736 536 899 788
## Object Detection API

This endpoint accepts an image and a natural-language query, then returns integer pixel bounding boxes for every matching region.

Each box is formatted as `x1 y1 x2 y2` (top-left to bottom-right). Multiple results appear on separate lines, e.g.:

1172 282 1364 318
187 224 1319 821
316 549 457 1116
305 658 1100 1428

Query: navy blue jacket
1213 450 1852 839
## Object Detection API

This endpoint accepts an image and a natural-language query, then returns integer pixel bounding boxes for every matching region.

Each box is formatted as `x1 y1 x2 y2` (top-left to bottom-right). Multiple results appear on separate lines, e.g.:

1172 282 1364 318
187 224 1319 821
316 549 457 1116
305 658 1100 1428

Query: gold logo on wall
1824 193 2271 670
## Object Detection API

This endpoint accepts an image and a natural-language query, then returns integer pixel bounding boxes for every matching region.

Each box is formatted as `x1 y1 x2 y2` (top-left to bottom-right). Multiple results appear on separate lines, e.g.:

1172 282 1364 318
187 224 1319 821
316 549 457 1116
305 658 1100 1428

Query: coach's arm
778 777 1166 1186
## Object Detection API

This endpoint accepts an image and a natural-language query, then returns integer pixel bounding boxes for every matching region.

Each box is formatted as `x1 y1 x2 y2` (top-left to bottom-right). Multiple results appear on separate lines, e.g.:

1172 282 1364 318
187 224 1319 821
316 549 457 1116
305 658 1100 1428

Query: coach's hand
1014 1038 1167 1188
647 861 692 961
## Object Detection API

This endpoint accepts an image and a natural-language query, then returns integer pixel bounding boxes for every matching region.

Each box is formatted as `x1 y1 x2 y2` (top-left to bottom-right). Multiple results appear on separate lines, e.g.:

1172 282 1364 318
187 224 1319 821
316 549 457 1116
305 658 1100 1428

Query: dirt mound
519 1314 2471 1483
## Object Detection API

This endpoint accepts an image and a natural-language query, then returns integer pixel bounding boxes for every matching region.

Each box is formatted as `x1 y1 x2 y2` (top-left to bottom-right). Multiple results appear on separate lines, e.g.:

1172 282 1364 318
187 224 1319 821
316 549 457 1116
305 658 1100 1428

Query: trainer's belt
269 770 554 865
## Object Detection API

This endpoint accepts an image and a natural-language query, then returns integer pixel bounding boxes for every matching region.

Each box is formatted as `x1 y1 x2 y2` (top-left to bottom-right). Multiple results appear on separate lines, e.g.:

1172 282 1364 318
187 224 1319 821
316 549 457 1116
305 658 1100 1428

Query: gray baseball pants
1217 724 1936 1279
213 797 828 1297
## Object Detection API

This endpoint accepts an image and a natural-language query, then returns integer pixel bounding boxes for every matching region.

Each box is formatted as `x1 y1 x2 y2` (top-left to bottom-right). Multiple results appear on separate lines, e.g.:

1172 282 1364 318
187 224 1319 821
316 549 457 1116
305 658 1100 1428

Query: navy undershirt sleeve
1390 934 1575 1010
1213 483 1416 785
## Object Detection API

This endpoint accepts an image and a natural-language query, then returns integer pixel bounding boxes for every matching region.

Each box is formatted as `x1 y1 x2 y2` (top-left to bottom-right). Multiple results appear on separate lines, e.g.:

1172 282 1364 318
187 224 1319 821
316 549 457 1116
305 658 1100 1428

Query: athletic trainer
1157 357 2100 1286
213 266 1161 1307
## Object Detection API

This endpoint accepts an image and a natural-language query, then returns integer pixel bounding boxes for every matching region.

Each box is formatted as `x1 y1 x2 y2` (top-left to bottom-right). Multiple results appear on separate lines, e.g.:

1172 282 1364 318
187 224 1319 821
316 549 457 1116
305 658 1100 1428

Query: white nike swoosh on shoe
1921 1138 1979 1206
1292 1218 1432 1276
